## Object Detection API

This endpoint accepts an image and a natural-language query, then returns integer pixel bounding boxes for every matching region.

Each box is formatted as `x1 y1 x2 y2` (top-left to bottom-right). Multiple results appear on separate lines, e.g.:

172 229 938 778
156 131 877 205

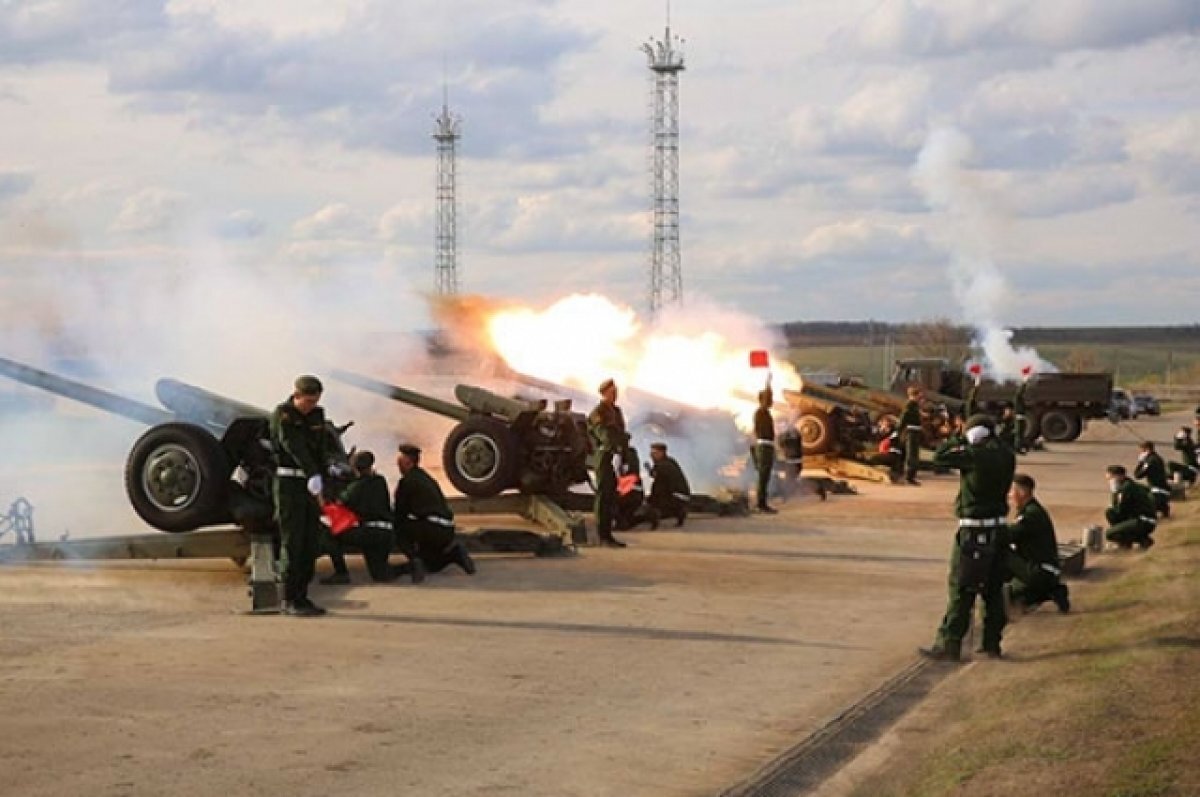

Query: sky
2 0 1199 327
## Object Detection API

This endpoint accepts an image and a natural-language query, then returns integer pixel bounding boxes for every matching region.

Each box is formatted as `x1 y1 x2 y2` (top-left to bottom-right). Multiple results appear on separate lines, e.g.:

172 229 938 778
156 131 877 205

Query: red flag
749 350 770 369
968 363 982 376
322 502 360 536
1021 365 1033 377
617 473 640 497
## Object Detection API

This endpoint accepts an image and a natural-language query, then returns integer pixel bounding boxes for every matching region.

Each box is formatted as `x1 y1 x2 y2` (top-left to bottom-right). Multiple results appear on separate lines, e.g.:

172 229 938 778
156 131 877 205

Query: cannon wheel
125 422 231 533
1040 410 1081 443
796 410 833 456
443 416 519 498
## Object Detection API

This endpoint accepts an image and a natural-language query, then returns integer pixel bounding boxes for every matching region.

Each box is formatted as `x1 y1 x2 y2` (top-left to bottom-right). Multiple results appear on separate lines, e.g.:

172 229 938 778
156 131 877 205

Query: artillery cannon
333 370 589 499
0 356 349 533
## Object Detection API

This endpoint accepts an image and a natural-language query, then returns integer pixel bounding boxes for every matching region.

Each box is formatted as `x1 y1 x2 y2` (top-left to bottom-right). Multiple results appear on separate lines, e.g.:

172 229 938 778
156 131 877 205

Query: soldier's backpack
957 526 998 593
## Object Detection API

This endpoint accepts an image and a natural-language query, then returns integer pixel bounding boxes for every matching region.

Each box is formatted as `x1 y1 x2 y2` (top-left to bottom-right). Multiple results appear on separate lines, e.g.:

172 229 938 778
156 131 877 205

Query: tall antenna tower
433 85 461 296
642 5 685 315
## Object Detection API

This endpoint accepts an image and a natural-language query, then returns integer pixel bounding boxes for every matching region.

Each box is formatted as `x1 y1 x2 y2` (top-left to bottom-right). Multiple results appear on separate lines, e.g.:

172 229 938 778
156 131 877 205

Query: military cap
352 451 375 471
294 374 324 396
397 443 422 459
650 442 668 452
1106 464 1127 477
965 413 994 431
598 378 616 395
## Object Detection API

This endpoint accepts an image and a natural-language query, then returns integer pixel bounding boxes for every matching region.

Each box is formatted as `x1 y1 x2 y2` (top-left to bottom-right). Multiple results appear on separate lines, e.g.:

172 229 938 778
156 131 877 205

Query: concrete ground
0 412 1181 797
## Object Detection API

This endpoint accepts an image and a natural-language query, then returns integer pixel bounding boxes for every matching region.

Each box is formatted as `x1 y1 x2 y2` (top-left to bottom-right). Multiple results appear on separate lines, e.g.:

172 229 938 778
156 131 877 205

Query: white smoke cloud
913 126 1055 381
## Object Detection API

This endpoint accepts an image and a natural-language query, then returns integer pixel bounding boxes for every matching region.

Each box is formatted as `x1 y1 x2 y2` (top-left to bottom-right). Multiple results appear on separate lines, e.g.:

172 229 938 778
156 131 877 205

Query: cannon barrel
331 369 469 422
0 355 173 426
154 379 268 433
509 371 702 419
454 384 544 422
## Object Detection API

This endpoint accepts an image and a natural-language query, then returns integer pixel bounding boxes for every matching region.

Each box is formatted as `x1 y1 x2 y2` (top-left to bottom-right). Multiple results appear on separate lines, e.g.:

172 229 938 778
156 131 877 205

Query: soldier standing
271 375 330 617
647 442 692 527
1012 380 1030 454
393 443 476 581
320 451 396 585
1134 441 1171 518
919 414 1017 661
1103 465 1157 550
1002 474 1069 615
587 379 629 547
898 386 925 485
752 389 777 513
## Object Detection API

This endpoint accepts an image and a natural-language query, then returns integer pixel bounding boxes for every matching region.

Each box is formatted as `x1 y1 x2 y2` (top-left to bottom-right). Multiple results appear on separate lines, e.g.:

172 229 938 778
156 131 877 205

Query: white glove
306 474 324 496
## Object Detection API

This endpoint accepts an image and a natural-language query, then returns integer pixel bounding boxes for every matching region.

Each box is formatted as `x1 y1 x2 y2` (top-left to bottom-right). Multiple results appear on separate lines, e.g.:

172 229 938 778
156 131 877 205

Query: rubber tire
443 416 519 498
125 422 232 533
796 410 832 456
1040 410 1082 443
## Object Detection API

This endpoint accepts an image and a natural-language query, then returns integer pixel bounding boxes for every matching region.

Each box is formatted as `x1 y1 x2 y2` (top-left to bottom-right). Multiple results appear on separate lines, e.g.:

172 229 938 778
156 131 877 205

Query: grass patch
849 510 1200 797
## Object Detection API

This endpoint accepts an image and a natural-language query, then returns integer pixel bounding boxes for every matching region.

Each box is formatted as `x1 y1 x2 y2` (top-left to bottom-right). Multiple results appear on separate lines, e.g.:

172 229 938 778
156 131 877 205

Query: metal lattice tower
642 11 685 315
433 87 461 296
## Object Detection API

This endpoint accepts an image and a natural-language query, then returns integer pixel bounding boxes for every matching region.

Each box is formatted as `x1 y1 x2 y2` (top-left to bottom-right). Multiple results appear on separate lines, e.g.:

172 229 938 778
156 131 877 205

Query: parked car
1133 393 1161 416
1110 388 1138 420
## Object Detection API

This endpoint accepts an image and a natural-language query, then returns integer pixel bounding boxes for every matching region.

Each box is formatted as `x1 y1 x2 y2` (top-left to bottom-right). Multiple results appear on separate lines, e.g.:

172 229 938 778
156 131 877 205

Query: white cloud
789 73 932 157
291 202 366 240
1128 114 1200 194
215 208 265 239
0 169 33 202
798 219 937 262
110 187 186 234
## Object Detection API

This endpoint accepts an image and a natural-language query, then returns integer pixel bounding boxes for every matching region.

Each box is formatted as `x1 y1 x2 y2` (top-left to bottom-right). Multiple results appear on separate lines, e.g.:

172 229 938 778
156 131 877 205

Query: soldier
752 388 778 513
588 378 629 547
1002 474 1069 615
614 446 653 531
1169 427 1199 486
646 442 691 527
995 405 1016 449
1012 380 1030 454
271 375 331 617
1134 441 1171 518
393 443 476 581
866 417 903 480
1103 465 1157 550
319 451 396 585
919 414 1017 662
898 386 925 485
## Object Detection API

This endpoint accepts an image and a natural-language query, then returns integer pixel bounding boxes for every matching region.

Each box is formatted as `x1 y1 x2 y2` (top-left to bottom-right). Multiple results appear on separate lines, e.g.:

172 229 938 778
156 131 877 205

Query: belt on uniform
276 467 305 478
1039 562 1061 576
755 439 774 446
958 517 1005 528
407 514 454 527
905 425 922 431
1151 487 1171 495
364 520 393 530
1140 516 1158 525
673 492 691 501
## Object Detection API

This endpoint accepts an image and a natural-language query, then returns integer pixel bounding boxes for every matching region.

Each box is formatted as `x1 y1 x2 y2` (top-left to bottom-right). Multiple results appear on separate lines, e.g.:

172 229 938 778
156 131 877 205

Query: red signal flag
749 350 770 369
968 363 982 376
1021 365 1033 377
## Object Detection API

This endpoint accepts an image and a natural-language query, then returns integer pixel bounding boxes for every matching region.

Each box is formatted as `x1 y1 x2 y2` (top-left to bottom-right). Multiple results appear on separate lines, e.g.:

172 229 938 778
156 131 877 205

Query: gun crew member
1002 474 1069 615
587 378 630 547
393 443 476 582
1169 427 1199 486
320 451 396 585
271 375 332 617
1134 441 1171 518
647 442 692 527
753 389 778 513
920 414 1017 662
899 386 925 485
1104 465 1157 550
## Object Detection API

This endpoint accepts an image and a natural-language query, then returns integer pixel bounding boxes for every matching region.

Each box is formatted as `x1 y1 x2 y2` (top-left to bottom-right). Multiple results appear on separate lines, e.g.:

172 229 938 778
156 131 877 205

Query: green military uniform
393 466 461 572
1003 498 1068 610
1170 431 1199 485
963 382 981 420
270 398 329 607
322 473 395 582
1105 479 1157 548
1134 451 1171 518
648 454 691 526
898 398 923 482
752 405 776 509
1012 382 1029 453
927 424 1017 658
588 399 628 540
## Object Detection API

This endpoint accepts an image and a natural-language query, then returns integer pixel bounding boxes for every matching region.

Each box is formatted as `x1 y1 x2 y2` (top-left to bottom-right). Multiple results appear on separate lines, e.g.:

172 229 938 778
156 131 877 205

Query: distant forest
777 322 1200 348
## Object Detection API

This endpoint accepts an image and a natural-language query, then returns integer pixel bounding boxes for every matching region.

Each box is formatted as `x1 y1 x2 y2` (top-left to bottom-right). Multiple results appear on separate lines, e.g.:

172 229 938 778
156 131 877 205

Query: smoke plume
913 126 1054 381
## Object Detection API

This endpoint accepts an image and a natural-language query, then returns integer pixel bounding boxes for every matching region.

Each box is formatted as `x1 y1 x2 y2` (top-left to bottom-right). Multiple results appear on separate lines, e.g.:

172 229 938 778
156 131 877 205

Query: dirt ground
0 412 1181 797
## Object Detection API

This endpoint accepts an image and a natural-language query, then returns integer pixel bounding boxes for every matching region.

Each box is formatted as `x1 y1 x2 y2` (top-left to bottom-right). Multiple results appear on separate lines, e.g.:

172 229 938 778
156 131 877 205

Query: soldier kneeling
1001 474 1069 616
1104 465 1157 551
393 443 476 583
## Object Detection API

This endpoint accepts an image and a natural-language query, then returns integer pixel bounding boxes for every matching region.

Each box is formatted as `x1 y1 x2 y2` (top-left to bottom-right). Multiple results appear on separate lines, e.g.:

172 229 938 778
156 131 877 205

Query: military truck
887 358 1113 443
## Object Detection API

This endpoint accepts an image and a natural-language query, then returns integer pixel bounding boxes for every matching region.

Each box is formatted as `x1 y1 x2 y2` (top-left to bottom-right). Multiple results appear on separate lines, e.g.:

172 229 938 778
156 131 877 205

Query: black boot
918 645 961 663
599 533 627 548
451 542 477 575
1051 583 1071 613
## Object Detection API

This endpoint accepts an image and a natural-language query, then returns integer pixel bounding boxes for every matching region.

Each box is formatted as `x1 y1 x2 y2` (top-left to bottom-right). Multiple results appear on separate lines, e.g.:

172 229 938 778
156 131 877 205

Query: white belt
672 492 691 501
1151 487 1171 495
276 467 305 478
755 439 774 446
906 425 922 431
1140 516 1158 525
407 514 454 527
1040 562 1061 576
958 517 1005 528
364 520 393 530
